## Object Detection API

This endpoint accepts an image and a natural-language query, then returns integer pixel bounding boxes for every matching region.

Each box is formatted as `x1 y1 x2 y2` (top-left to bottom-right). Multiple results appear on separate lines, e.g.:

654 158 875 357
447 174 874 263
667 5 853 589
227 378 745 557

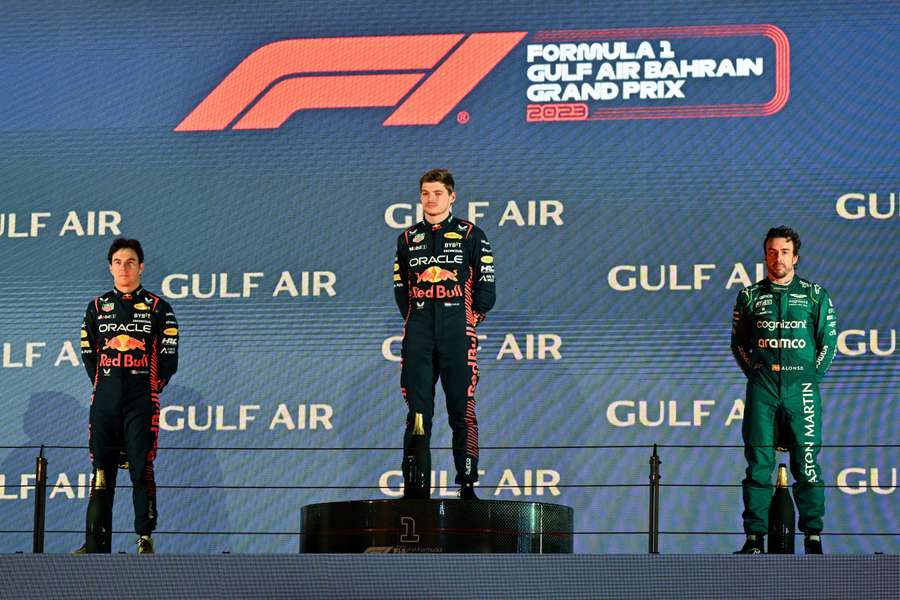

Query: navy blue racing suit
81 286 178 536
394 215 495 486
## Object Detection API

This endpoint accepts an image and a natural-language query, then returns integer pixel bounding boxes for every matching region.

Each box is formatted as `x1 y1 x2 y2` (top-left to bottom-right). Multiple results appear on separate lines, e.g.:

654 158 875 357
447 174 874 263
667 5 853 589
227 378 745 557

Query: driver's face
420 181 455 221
765 237 797 282
109 248 143 292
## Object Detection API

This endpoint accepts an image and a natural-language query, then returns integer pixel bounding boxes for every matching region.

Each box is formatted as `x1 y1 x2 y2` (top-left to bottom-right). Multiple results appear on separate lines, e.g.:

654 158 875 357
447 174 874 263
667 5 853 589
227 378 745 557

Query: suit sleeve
80 300 98 383
730 290 754 379
470 228 496 323
393 235 409 318
814 288 838 381
155 300 179 392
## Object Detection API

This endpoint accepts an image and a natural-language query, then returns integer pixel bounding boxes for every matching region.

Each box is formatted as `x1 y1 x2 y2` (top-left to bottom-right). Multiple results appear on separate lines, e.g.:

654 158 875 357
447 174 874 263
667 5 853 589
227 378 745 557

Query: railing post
33 445 48 554
648 443 660 554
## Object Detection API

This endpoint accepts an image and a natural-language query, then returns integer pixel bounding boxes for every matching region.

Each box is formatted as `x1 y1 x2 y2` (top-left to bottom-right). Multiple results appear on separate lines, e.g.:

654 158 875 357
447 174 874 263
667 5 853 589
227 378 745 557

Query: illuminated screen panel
0 1 896 553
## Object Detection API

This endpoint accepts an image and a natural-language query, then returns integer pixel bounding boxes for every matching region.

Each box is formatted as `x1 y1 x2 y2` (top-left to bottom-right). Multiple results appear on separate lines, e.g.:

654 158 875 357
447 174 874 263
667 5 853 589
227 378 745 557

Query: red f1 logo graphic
175 32 526 131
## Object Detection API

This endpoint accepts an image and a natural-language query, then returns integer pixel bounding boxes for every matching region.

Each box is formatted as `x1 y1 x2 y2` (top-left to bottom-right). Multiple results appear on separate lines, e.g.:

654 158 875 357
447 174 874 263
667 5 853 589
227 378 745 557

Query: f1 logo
176 32 526 131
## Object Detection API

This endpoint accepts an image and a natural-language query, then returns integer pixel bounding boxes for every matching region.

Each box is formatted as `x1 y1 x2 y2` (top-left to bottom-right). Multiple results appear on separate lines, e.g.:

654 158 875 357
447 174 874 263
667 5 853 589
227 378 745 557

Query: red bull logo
411 284 462 299
103 334 146 352
417 266 457 283
99 353 149 368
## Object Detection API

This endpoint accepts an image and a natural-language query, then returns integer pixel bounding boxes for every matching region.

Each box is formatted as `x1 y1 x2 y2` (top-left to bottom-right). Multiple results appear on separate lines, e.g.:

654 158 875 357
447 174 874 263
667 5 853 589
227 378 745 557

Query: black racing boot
734 535 765 554
804 535 823 554
458 483 478 500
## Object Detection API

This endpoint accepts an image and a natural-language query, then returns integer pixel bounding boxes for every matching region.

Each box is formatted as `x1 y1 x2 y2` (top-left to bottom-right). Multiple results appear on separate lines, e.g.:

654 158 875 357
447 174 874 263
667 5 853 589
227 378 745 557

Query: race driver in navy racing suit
394 169 495 499
75 238 178 554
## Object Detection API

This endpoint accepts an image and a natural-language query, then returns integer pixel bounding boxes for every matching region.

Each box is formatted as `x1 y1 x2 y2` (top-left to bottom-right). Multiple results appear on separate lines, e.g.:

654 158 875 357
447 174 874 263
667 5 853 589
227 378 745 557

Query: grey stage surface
1 554 898 600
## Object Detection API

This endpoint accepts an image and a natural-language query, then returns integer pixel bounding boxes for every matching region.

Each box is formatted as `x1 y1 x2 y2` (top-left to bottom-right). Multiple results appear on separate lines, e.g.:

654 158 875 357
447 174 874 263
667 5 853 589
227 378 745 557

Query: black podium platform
301 499 573 553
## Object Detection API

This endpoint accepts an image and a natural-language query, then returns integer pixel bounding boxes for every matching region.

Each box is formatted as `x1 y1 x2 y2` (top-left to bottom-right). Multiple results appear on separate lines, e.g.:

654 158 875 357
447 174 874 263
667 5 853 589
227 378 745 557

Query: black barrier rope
9 442 898 552
0 530 895 537
0 483 882 489
1 443 897 450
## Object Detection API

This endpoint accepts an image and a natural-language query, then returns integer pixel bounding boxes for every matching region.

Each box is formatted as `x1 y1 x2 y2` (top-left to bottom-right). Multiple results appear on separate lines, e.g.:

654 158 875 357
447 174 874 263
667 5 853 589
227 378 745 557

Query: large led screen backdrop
0 1 897 553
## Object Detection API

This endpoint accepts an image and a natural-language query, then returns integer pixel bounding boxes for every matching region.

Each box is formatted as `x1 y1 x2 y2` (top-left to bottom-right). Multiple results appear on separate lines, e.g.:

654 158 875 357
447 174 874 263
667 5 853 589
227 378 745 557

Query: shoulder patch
454 219 474 239
796 277 822 301
811 282 823 302
403 223 421 245
740 286 754 302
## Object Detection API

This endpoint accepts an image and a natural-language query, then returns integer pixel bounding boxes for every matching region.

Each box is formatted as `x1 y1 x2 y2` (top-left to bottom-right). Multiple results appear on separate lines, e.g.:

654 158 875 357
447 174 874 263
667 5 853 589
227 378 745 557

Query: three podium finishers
73 184 835 554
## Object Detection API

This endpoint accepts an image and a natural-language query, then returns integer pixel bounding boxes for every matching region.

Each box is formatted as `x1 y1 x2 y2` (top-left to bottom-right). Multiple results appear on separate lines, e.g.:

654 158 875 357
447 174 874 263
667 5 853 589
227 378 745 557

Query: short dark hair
764 226 801 255
419 168 455 194
108 238 144 264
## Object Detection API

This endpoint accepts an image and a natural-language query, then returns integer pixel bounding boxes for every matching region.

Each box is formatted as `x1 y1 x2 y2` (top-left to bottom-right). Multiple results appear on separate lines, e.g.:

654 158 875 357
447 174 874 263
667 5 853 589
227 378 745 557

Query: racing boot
804 535 823 554
458 483 478 500
734 535 765 554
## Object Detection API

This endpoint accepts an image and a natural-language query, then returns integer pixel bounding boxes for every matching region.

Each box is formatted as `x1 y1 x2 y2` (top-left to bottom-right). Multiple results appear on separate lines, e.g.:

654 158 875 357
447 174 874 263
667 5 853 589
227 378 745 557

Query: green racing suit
731 276 837 535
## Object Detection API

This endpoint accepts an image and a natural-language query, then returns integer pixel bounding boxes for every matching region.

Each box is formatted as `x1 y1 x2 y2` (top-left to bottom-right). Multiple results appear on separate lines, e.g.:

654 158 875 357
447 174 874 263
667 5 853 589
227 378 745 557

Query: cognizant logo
756 320 807 331
175 33 526 131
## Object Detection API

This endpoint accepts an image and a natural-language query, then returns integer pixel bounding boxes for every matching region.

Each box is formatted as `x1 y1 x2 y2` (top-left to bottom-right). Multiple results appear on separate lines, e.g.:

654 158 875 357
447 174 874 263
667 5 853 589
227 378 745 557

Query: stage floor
1 554 898 600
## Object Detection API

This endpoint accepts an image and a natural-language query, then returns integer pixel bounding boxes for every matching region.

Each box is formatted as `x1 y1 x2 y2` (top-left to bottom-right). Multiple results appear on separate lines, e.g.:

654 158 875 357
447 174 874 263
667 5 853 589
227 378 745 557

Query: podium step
301 499 574 553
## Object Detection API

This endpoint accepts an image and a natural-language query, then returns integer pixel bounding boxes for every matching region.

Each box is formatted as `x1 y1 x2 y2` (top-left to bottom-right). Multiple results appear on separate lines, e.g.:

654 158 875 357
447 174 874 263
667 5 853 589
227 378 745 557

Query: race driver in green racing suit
731 227 837 554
